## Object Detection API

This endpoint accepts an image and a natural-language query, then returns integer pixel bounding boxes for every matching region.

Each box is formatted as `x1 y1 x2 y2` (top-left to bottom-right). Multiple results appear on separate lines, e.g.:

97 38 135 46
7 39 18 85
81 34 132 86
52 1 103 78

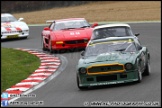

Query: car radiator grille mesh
96 75 117 82
87 64 124 74
65 39 88 44
2 30 22 34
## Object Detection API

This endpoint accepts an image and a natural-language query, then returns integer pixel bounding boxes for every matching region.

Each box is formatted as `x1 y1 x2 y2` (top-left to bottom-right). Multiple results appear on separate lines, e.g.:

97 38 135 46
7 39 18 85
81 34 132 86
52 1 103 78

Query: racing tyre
77 75 88 90
21 36 28 39
42 37 47 51
24 36 28 39
143 59 151 76
49 38 53 53
137 63 142 83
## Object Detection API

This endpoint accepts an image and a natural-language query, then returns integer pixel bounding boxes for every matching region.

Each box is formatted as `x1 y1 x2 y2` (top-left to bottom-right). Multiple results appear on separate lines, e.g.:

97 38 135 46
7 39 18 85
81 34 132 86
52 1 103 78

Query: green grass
1 47 40 93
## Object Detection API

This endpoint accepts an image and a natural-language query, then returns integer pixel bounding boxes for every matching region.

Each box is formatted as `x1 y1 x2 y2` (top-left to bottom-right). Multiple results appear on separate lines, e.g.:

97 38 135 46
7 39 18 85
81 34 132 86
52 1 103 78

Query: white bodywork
93 23 131 30
1 13 29 39
88 23 139 45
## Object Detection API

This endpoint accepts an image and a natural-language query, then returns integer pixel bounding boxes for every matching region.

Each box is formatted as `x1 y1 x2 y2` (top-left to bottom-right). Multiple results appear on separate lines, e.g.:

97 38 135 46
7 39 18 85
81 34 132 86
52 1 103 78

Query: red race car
41 18 98 53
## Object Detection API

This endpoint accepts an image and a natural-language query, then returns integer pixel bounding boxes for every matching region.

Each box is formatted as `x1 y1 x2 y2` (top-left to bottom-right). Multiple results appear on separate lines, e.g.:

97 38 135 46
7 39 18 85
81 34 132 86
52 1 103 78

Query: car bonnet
53 28 93 40
81 51 137 64
1 21 28 30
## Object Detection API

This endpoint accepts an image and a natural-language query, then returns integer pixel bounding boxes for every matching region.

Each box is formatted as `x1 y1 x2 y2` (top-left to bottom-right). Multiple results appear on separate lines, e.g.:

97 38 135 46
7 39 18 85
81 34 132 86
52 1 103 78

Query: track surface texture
1 23 161 107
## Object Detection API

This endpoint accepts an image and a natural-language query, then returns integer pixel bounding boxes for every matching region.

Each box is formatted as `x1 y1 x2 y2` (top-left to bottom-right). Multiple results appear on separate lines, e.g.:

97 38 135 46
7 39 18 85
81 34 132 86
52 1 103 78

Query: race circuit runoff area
1 48 62 106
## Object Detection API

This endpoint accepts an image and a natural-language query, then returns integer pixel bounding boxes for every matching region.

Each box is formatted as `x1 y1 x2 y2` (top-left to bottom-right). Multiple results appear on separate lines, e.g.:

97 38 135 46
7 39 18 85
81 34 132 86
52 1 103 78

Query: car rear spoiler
46 20 55 24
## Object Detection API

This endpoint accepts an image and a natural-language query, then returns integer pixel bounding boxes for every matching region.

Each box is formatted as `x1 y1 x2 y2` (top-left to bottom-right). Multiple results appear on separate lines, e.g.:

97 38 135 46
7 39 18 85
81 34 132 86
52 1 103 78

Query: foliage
1 1 94 13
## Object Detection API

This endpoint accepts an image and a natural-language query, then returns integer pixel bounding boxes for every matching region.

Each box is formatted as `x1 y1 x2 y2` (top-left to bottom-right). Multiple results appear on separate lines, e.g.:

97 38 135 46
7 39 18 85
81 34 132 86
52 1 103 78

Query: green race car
76 36 151 90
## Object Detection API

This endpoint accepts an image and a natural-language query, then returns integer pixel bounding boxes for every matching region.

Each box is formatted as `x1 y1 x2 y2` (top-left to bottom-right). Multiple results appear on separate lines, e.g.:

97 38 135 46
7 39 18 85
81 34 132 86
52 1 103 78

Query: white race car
1 13 29 40
90 23 140 40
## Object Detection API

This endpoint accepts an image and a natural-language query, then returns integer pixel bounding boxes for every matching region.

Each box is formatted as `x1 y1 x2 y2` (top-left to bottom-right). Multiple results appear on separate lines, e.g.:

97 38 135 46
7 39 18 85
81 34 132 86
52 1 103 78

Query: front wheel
137 63 142 83
21 36 28 39
42 37 47 51
49 38 53 53
77 75 88 90
143 59 151 76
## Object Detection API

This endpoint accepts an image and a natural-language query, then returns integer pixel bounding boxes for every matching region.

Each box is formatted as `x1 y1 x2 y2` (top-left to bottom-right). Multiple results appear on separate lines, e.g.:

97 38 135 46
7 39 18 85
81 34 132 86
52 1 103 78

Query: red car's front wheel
42 37 47 51
49 38 54 53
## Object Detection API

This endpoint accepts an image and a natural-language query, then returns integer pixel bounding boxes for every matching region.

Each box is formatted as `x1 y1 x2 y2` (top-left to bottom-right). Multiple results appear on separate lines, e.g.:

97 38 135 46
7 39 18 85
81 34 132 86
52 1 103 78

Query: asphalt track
1 22 161 107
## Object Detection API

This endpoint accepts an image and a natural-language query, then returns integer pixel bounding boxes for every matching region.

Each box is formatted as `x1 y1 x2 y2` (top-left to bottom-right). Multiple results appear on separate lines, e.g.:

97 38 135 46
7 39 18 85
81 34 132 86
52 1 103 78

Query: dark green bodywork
76 37 150 88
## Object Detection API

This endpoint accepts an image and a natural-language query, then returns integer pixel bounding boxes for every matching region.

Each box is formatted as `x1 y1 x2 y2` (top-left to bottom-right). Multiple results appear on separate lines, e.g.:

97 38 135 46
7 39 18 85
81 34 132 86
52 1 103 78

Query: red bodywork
42 18 98 51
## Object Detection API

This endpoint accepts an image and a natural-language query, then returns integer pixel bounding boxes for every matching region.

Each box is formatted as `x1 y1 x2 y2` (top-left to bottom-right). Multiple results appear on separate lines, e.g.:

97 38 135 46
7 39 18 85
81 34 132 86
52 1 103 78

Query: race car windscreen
84 39 137 57
1 16 17 22
91 26 134 40
54 20 90 30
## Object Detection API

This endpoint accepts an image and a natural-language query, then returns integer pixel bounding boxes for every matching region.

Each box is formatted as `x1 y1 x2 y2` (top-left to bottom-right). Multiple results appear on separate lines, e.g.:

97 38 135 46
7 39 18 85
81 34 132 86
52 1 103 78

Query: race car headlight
125 63 133 70
79 67 87 74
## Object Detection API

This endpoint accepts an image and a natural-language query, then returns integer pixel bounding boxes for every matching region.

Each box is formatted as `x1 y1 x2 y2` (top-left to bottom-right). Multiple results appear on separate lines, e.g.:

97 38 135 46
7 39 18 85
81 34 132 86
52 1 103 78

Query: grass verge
1 47 40 93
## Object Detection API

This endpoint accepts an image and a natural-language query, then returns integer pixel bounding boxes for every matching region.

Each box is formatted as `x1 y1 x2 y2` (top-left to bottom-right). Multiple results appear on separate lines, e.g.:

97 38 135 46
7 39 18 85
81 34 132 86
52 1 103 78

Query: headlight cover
79 67 87 74
125 63 133 70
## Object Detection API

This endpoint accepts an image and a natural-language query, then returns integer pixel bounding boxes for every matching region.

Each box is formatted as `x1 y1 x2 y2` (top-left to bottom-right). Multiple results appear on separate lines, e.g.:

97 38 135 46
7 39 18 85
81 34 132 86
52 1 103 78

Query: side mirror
18 18 24 21
81 51 85 56
91 23 98 28
43 27 50 30
135 33 140 36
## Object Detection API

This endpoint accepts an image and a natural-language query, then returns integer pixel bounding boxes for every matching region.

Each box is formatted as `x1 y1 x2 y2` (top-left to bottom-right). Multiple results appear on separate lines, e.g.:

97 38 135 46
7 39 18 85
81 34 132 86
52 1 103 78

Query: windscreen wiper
115 48 126 51
80 26 90 28
62 28 76 30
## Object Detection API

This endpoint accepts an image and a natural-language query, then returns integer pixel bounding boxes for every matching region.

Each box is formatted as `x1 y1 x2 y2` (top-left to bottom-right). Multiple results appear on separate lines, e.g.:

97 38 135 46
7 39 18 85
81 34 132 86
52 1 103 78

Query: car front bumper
1 30 29 39
78 70 139 87
52 42 88 50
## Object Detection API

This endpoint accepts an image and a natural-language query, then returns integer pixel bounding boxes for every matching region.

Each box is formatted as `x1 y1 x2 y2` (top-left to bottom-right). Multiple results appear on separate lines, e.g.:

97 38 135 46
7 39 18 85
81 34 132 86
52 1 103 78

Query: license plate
7 35 19 38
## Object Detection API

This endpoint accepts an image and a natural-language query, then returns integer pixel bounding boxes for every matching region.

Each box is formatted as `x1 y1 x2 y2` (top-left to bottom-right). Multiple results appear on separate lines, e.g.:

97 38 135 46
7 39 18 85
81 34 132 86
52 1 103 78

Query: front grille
65 39 88 44
2 30 22 34
96 75 117 82
87 64 124 75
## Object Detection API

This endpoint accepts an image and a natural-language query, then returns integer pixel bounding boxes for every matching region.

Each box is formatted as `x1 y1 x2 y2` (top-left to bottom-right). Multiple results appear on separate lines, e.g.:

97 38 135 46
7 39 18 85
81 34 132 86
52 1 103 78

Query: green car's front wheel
137 63 142 83
143 59 151 76
77 75 88 90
